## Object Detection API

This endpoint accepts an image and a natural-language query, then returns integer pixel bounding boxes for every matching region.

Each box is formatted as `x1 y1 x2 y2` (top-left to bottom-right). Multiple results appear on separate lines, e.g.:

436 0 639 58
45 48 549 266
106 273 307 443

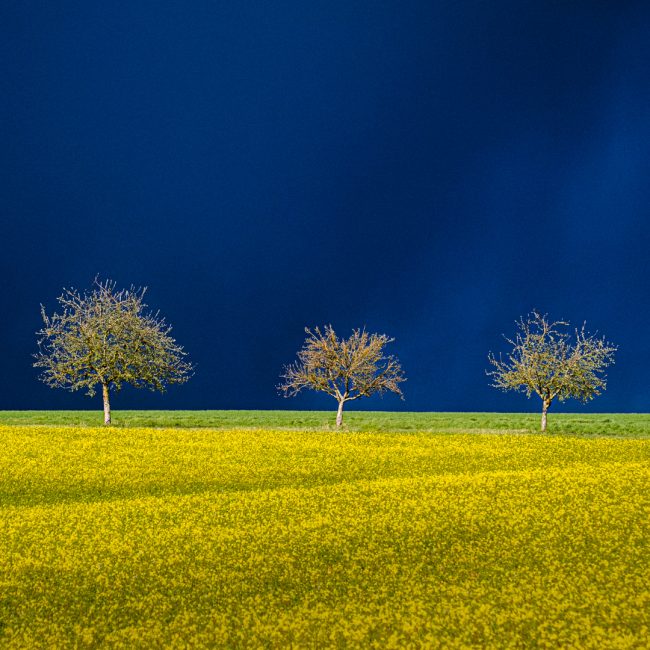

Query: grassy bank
0 409 649 436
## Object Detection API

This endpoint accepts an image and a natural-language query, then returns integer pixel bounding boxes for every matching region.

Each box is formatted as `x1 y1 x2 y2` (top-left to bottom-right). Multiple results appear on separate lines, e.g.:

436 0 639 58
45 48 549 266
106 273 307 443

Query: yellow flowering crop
0 425 648 648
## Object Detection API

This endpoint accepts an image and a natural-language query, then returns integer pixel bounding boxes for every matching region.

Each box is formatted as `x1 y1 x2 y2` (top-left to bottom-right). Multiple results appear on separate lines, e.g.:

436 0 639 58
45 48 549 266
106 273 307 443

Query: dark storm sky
2 1 650 413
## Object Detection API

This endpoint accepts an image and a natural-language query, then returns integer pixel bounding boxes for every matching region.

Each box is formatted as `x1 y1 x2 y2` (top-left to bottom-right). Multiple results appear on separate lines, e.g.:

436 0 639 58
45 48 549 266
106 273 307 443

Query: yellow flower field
0 425 648 648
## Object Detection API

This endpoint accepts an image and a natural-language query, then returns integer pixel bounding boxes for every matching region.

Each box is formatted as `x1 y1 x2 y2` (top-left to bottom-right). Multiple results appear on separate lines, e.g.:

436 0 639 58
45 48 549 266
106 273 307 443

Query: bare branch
278 325 406 426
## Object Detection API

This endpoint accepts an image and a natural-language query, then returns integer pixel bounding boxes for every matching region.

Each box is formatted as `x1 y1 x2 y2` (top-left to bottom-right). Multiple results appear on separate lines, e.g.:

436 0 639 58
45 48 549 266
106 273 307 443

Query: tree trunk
102 383 111 426
336 400 344 428
541 398 550 432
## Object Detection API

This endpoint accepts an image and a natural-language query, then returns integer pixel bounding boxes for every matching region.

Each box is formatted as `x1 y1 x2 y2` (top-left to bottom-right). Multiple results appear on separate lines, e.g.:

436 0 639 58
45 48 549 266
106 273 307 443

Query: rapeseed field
0 425 648 648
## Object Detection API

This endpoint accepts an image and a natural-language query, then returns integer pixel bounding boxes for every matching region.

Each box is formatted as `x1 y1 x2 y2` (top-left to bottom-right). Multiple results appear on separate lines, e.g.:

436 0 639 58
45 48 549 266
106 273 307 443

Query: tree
487 311 616 431
34 278 193 425
279 325 406 427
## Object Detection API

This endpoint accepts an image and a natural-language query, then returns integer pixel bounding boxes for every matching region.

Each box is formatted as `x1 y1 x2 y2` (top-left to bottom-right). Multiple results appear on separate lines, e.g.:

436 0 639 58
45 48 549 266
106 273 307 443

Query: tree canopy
488 311 616 431
34 278 193 424
279 325 405 427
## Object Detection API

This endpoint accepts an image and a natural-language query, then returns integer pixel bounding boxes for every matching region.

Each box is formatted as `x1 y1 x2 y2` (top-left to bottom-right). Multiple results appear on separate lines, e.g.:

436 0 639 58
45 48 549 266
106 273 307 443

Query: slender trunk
541 398 550 432
336 400 344 428
102 383 111 426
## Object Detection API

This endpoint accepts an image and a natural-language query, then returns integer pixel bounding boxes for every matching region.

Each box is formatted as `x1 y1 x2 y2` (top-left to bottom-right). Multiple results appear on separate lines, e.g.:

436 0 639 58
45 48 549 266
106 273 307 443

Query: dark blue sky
2 1 650 413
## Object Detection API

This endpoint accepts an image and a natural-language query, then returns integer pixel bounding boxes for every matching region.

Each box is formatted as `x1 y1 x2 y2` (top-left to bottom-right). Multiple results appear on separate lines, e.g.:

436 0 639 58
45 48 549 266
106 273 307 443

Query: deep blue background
2 1 649 413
